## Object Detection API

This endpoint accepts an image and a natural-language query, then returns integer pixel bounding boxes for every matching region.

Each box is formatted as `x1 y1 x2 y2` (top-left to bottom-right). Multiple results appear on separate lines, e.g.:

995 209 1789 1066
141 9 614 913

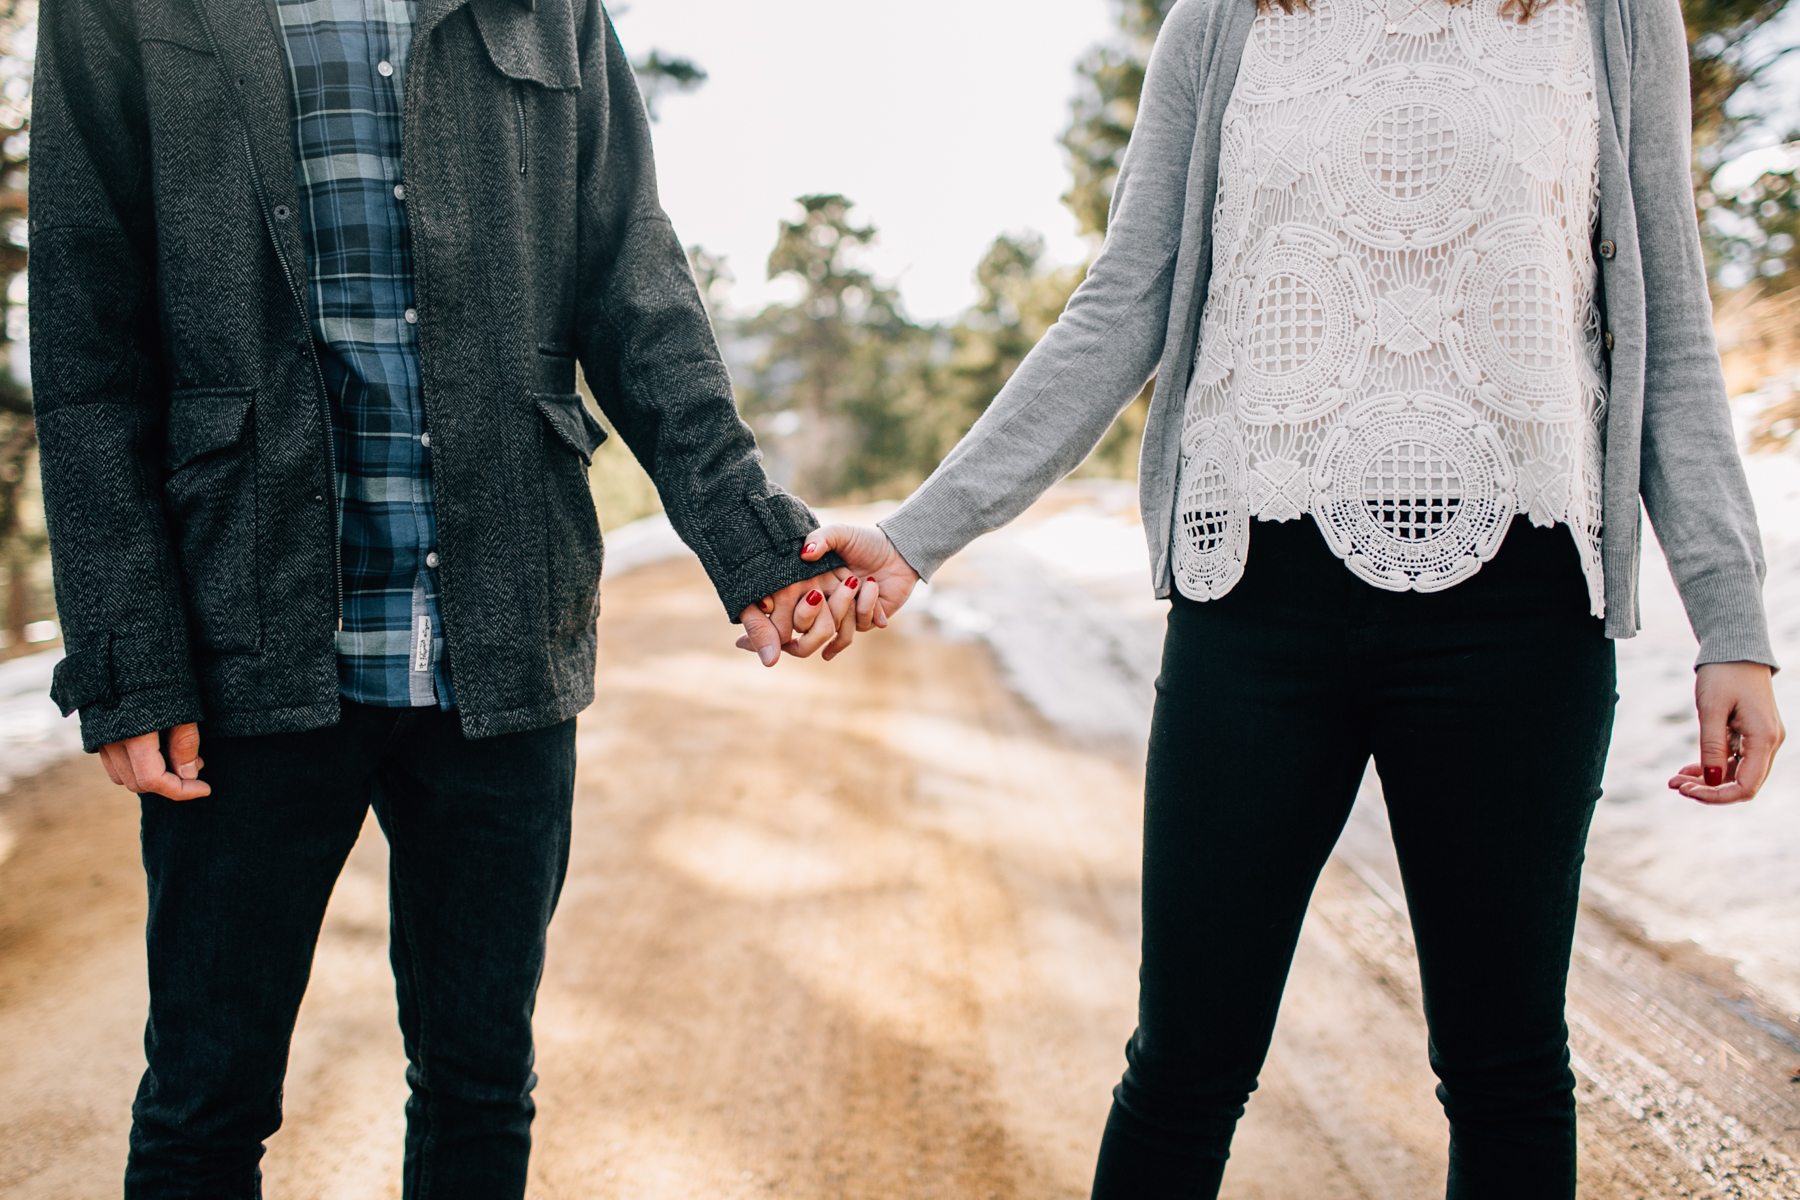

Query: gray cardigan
880 0 1776 668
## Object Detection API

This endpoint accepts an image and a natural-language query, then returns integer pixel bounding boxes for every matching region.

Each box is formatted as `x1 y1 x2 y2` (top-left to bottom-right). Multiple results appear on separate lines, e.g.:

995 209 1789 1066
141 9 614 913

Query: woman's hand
783 574 882 662
738 570 846 667
799 525 920 625
1668 661 1785 805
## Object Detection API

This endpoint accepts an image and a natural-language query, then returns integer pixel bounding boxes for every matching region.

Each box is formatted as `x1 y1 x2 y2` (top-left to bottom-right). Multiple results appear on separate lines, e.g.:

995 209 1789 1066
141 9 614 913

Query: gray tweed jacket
32 0 832 752
880 0 1776 669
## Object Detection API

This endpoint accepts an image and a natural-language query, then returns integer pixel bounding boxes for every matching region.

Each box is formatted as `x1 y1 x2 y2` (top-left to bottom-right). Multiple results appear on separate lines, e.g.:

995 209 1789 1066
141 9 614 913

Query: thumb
167 723 203 781
801 524 887 571
739 604 783 668
1698 696 1734 788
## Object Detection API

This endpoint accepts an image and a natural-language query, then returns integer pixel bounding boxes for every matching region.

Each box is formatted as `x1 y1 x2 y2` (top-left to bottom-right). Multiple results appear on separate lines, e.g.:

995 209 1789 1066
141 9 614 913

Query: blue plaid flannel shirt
277 0 454 708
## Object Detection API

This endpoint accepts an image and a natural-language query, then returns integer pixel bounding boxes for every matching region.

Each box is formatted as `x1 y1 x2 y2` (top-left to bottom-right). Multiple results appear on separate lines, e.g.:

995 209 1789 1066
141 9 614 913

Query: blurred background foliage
0 0 1797 631
0 0 35 659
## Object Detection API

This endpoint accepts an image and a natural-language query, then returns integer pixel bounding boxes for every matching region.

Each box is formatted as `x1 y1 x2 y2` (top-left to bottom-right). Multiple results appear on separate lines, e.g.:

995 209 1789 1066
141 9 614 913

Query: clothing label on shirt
413 615 432 673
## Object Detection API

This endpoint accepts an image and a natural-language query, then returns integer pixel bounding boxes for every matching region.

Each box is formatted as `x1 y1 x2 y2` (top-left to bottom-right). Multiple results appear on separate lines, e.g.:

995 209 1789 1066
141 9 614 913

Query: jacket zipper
514 83 529 176
194 2 345 633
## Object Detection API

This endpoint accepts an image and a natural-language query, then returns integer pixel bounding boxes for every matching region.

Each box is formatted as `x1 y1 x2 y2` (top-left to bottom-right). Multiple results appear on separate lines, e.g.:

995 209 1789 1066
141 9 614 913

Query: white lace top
1172 0 1607 611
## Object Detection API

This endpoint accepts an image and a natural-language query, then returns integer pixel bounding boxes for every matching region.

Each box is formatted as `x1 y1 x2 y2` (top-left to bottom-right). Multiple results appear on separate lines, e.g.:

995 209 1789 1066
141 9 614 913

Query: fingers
1673 726 1781 805
854 575 882 633
788 585 839 658
110 730 211 801
99 742 126 786
822 577 864 662
738 604 784 667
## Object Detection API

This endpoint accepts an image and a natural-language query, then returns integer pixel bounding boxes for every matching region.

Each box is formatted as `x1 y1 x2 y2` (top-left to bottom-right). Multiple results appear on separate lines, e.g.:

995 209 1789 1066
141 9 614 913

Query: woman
787 0 1786 1194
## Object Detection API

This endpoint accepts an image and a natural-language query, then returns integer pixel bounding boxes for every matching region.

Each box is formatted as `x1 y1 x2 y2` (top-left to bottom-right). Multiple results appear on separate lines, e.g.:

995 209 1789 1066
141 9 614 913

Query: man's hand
737 571 845 667
99 724 211 801
799 525 920 624
1668 662 1785 805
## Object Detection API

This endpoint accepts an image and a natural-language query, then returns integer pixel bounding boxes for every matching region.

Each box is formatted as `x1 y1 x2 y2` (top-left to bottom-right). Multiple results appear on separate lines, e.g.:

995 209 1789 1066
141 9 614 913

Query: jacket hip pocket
534 392 607 639
162 390 260 652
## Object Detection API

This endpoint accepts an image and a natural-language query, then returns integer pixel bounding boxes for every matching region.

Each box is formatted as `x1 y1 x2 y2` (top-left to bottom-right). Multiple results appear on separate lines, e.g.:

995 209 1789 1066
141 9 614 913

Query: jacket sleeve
875 0 1207 582
570 2 841 619
1629 0 1776 668
30 0 205 750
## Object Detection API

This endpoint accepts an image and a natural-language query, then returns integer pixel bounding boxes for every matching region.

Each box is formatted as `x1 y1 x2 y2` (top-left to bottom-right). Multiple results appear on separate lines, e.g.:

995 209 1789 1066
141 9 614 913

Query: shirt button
425 551 440 569
420 431 431 448
1604 330 1615 351
404 308 417 324
378 60 394 77
393 183 406 201
1598 239 1617 259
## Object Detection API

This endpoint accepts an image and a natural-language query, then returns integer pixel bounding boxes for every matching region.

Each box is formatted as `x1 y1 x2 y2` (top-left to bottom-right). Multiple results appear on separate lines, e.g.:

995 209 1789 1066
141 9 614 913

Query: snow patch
0 649 82 794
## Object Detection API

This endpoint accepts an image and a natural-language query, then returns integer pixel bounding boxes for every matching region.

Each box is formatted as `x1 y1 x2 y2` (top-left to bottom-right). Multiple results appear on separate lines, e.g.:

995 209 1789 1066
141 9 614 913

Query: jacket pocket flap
50 634 117 717
535 392 608 464
137 1 214 51
470 0 582 90
166 391 252 471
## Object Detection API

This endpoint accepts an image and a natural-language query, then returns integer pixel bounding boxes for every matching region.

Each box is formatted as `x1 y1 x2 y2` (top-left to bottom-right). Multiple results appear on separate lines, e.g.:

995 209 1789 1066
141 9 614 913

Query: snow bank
0 649 81 794
924 456 1800 1018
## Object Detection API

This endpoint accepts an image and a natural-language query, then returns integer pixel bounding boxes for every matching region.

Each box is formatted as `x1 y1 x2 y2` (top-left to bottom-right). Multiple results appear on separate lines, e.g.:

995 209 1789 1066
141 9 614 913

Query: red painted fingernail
845 576 860 590
1704 766 1724 787
804 543 818 556
806 590 824 606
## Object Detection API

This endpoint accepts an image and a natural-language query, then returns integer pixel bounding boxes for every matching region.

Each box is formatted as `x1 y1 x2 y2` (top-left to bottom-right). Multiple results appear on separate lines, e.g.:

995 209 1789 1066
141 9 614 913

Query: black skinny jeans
1091 517 1617 1199
125 701 576 1200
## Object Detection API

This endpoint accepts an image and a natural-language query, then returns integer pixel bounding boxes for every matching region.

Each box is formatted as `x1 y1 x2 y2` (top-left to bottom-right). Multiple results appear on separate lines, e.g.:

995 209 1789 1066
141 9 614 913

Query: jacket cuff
73 683 205 754
707 491 845 620
52 631 206 752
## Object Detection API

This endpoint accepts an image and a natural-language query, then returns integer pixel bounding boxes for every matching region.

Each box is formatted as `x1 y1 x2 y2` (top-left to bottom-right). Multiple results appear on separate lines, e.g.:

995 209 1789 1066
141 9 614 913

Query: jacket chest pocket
535 392 608 639
469 0 582 179
162 390 261 653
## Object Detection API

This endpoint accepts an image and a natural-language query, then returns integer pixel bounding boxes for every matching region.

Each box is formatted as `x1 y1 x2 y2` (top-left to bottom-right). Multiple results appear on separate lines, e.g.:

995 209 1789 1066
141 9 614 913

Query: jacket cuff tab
51 633 118 717
749 492 817 552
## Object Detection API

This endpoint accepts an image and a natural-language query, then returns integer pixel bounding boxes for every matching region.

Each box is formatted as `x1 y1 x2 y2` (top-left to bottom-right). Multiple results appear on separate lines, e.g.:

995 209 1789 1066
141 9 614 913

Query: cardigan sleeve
878 0 1215 581
1628 0 1776 668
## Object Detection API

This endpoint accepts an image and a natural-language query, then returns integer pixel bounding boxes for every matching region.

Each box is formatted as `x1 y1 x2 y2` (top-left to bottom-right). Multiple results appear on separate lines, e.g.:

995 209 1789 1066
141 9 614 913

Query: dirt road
2 555 1797 1198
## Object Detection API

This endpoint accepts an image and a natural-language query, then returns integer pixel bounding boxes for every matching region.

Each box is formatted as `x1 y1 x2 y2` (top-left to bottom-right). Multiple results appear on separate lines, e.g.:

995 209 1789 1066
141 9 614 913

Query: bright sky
610 1 1118 323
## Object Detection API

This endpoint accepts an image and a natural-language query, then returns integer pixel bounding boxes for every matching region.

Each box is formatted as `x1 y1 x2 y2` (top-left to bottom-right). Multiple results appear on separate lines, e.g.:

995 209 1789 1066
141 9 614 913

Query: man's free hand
1668 661 1785 805
99 724 211 801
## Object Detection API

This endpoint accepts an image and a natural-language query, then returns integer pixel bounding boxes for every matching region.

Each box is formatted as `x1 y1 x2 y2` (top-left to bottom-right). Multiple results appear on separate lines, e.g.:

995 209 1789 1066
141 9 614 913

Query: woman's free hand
800 525 920 627
1668 661 1785 805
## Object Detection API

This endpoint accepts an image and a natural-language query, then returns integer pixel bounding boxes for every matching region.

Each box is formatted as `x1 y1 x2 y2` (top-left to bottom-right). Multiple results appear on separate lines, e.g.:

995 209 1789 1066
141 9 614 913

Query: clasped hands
736 525 918 666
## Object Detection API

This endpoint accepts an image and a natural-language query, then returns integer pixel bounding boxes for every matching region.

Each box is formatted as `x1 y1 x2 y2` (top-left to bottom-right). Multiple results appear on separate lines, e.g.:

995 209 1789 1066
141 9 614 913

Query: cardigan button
1604 330 1615 351
1598 239 1617 259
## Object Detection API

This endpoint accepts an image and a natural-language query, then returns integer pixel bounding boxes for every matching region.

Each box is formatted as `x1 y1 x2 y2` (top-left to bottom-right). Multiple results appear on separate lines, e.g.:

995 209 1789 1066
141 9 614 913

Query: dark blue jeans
125 701 576 1200
1091 517 1617 1199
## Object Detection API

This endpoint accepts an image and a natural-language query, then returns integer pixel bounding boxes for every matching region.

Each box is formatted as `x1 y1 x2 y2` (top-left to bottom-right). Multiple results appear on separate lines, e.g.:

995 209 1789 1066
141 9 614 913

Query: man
31 0 856 1193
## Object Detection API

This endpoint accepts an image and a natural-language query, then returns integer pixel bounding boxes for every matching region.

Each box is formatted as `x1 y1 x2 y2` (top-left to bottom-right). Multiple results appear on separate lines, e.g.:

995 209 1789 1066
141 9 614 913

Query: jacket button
1604 331 1615 350
425 551 440 568
273 204 291 220
1598 239 1616 259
